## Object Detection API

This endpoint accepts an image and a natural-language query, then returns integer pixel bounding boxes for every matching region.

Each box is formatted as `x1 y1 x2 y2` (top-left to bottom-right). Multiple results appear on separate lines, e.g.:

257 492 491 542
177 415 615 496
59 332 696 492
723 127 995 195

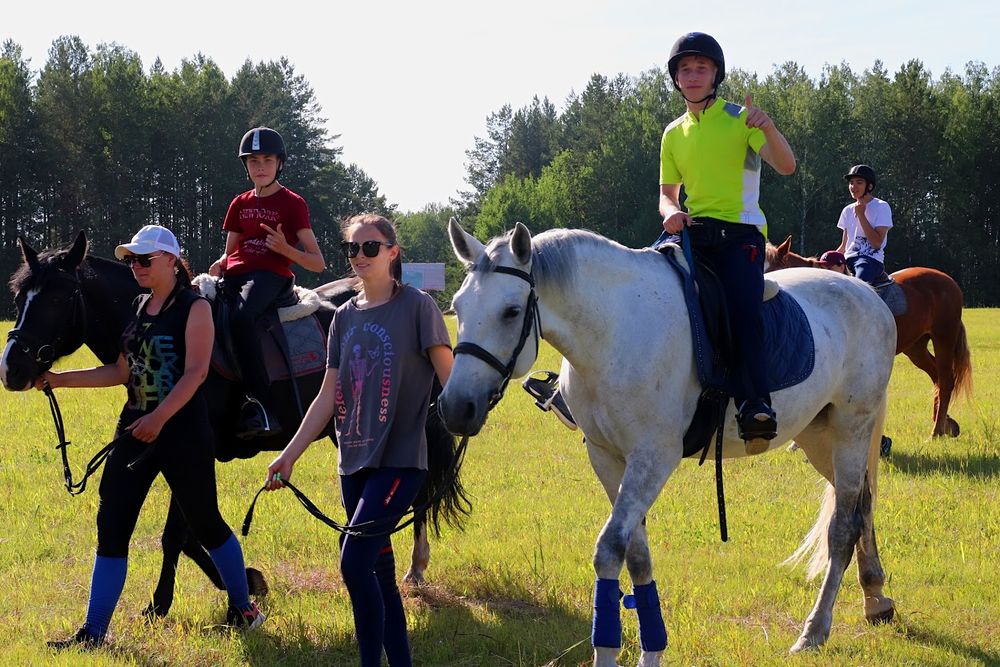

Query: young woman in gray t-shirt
265 214 452 666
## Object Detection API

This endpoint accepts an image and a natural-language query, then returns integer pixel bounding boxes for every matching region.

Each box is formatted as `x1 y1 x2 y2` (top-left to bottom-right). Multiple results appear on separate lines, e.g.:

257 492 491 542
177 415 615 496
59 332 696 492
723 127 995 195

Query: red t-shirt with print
222 187 311 278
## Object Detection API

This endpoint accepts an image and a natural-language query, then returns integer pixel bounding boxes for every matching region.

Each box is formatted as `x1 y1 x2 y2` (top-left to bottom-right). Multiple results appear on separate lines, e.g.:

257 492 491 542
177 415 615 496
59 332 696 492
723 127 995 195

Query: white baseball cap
114 225 181 259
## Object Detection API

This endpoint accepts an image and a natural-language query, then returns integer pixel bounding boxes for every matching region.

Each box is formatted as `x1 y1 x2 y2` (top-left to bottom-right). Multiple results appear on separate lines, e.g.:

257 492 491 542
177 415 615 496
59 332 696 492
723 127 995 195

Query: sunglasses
120 252 165 268
340 240 394 258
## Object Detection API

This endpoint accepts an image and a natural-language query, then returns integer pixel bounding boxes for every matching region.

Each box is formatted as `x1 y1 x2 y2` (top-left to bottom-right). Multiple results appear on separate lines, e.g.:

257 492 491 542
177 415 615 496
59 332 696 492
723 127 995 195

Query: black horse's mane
10 244 127 296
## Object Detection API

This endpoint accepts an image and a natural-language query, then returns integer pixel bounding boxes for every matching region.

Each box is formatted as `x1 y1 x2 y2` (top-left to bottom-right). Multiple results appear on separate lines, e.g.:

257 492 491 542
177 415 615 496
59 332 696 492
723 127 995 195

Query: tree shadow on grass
201 580 594 666
892 617 999 665
886 450 1000 479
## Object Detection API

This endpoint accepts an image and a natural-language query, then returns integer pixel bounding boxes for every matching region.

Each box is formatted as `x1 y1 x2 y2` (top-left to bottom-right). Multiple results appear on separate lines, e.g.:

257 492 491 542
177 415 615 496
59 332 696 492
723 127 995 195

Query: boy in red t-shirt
210 127 325 438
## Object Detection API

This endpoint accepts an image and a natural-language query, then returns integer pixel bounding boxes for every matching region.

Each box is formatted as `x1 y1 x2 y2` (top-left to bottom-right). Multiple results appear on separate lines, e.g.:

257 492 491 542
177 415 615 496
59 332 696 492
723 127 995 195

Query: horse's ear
777 235 792 256
448 217 485 265
63 230 88 270
18 236 39 269
509 222 532 266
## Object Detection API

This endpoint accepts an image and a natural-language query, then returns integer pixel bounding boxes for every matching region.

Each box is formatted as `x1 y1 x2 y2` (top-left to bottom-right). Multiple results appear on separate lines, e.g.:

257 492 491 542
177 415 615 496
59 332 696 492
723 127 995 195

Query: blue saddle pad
760 290 814 392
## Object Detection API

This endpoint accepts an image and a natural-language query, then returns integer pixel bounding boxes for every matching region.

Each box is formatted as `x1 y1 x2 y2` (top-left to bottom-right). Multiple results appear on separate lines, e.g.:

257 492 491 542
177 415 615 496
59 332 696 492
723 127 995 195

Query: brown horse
767 236 972 438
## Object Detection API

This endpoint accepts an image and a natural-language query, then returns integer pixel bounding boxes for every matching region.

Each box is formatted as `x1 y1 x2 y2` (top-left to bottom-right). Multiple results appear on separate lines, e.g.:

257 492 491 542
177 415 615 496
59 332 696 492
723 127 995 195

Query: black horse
1 231 469 617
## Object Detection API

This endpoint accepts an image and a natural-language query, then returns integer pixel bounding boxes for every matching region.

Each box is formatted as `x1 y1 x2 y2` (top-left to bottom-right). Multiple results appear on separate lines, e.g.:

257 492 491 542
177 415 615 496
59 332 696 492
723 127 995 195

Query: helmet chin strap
244 159 283 192
681 88 717 113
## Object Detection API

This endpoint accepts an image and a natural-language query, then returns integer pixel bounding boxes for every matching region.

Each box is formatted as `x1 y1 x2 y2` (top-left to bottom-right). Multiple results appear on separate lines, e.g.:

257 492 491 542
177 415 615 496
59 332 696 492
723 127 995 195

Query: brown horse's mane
765 239 822 272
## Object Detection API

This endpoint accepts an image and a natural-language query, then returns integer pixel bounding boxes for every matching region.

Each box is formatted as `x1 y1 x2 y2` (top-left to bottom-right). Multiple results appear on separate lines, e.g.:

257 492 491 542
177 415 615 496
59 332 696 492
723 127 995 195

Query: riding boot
737 398 777 454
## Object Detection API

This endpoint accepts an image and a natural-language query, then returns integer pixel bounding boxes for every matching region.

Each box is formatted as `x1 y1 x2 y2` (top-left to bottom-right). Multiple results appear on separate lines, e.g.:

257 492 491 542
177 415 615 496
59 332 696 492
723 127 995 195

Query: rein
41 383 150 495
240 421 469 539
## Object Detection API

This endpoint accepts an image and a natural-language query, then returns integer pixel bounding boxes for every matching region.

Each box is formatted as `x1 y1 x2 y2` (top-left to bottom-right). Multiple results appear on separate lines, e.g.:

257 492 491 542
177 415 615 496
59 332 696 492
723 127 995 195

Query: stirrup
737 400 776 454
236 396 282 439
522 371 578 431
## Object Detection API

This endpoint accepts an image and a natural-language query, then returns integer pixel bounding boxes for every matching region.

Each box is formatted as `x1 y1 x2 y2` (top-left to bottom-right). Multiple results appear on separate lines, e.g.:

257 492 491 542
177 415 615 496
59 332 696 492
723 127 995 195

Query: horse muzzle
437 385 493 436
0 342 34 392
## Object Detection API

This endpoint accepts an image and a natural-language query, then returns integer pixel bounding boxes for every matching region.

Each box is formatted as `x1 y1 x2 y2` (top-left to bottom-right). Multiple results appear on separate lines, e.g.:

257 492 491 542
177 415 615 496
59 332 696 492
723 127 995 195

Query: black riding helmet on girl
667 32 725 103
239 127 287 183
844 164 877 193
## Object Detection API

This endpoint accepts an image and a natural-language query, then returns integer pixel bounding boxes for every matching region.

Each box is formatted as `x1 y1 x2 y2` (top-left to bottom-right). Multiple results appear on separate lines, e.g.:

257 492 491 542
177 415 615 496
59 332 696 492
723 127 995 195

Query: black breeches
227 270 293 395
95 413 231 558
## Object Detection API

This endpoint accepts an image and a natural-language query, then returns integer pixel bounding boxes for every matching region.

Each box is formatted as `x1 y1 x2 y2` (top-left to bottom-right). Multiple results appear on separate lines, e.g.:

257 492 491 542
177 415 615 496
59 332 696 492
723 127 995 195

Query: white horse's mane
475 227 641 289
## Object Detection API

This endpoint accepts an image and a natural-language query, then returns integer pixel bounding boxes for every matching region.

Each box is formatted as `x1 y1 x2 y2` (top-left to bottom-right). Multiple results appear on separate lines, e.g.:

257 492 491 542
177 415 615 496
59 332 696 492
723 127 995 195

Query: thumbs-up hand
744 94 774 131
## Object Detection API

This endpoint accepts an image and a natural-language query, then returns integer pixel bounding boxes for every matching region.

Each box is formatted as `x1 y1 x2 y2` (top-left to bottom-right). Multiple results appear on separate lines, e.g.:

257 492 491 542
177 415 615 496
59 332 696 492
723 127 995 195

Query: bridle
452 264 542 409
6 269 86 370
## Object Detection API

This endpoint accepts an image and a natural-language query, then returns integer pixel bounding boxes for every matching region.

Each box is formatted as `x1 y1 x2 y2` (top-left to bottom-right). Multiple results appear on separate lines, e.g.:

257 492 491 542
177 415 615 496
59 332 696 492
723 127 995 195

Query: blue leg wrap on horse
592 578 622 648
633 581 668 652
85 555 128 639
208 533 251 611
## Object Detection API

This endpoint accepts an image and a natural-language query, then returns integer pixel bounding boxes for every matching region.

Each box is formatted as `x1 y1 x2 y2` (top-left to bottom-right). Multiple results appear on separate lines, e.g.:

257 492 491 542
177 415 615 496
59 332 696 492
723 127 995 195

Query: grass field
1 310 998 666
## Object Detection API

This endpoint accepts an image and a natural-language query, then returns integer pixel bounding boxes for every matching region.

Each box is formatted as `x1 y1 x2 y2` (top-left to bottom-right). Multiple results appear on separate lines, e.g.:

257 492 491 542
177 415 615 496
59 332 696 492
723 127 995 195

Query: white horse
438 220 896 666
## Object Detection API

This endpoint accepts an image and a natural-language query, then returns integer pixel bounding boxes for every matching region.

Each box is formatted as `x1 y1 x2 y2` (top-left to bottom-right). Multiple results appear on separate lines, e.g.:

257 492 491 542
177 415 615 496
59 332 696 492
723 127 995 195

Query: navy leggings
687 218 770 407
340 467 427 667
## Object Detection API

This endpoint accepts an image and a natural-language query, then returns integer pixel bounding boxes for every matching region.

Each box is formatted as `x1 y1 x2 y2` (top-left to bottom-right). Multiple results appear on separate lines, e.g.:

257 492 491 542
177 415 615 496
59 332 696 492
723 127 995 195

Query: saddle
871 276 907 317
192 275 329 383
655 243 815 457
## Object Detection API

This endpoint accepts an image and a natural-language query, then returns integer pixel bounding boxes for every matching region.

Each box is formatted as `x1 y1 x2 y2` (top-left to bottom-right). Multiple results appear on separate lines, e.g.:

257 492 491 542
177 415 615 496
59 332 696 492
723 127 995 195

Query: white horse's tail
785 396 887 580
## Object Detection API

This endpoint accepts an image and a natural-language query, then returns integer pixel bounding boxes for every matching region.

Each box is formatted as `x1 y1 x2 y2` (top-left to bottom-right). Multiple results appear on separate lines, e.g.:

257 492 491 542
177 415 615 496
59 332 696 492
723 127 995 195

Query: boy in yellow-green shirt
659 31 796 444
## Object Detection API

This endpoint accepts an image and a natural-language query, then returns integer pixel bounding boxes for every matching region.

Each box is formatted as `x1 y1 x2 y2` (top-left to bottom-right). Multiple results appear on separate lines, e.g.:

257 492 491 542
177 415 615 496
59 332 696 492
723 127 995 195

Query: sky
4 0 999 212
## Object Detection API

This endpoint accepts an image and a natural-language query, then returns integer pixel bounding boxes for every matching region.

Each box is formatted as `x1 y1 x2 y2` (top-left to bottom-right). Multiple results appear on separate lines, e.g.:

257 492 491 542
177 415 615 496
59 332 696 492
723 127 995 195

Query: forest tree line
2 37 999 316
453 58 1000 306
0 36 394 317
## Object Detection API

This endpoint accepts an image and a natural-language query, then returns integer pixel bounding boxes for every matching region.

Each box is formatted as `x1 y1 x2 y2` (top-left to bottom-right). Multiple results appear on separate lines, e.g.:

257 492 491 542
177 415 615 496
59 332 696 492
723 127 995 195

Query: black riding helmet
239 127 287 183
667 32 726 95
844 164 876 193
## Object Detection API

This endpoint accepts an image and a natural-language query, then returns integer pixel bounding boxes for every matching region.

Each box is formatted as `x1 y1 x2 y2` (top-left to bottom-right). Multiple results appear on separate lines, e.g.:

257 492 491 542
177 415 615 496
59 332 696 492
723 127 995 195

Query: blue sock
592 577 622 649
633 581 668 652
207 533 251 611
84 555 128 639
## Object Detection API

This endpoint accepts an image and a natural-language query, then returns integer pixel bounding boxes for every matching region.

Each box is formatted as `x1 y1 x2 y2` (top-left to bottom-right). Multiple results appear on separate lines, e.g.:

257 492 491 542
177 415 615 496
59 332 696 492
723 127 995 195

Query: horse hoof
142 602 169 620
789 635 823 654
866 605 895 625
947 417 960 437
402 570 425 588
246 567 269 597
879 435 892 457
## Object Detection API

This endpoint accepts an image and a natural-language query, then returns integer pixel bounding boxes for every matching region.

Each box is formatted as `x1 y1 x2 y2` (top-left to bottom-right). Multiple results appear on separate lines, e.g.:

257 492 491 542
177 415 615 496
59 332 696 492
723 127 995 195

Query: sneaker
226 601 266 631
522 371 578 430
236 397 283 440
47 626 103 650
736 399 778 443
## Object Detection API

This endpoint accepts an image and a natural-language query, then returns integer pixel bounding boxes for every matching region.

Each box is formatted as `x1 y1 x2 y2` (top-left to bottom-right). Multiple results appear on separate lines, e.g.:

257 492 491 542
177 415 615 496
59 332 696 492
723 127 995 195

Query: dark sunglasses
340 240 394 258
120 252 165 268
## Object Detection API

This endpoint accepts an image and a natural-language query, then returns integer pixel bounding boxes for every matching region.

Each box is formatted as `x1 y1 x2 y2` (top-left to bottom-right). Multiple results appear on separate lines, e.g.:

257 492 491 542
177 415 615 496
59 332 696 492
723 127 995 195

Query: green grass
1 310 998 666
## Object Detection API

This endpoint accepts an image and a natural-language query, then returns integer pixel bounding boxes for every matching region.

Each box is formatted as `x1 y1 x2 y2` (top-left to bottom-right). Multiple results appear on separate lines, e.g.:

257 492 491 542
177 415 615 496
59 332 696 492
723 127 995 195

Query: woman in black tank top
40 225 265 649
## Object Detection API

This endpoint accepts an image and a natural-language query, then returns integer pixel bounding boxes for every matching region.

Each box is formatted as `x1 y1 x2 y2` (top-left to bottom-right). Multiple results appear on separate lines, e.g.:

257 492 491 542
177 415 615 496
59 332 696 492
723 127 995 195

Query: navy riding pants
339 466 427 667
687 218 770 408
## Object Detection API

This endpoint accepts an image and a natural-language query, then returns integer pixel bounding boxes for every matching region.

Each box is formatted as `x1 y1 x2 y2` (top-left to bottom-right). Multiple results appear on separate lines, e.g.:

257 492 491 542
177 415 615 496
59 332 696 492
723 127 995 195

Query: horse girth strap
241 433 470 539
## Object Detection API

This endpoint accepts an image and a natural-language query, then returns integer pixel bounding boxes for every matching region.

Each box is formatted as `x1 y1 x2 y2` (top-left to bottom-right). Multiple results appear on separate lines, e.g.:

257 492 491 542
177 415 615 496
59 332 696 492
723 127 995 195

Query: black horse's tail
420 387 472 537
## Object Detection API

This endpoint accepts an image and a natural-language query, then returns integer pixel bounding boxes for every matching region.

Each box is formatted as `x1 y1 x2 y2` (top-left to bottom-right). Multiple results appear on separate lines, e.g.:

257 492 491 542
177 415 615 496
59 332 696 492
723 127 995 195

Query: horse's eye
502 305 521 320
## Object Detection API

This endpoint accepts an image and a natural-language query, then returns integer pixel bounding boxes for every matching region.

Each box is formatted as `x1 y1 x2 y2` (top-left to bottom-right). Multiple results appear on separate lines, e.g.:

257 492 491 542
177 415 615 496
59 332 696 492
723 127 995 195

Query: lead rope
241 430 469 539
